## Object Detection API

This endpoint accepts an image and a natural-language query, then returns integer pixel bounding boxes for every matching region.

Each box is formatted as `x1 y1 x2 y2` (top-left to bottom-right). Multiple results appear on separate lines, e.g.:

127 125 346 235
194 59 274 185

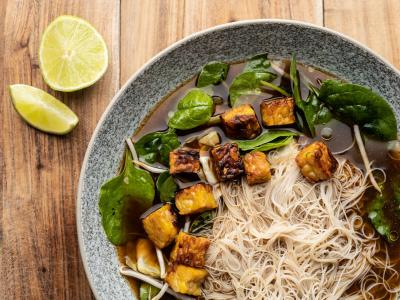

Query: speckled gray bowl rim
77 19 400 299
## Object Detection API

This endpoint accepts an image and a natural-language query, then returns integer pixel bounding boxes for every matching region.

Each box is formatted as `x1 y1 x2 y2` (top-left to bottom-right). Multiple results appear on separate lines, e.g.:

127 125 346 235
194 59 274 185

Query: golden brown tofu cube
169 148 200 174
142 204 179 249
210 143 244 181
170 232 211 268
175 183 217 215
166 264 208 296
136 239 160 278
243 151 272 185
124 241 137 270
260 97 296 127
221 104 261 139
295 141 338 182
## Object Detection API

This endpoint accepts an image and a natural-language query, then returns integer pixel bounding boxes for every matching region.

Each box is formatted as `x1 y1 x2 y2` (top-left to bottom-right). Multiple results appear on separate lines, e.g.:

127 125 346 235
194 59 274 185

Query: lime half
39 15 108 92
9 84 79 134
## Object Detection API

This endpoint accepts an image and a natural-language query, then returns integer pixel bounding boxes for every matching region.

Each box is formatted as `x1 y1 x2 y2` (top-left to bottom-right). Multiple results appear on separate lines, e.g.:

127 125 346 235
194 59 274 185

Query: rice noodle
119 266 195 300
203 142 400 299
183 216 191 232
156 248 166 279
132 160 167 174
152 283 169 300
126 138 138 161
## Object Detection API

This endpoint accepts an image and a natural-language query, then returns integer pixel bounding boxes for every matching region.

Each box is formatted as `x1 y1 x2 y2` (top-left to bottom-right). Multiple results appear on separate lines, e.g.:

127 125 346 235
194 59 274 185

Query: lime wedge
39 15 108 92
9 84 79 134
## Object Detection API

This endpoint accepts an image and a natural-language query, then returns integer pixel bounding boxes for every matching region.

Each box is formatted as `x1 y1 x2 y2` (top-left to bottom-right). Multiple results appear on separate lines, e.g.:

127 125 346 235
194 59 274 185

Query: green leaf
243 53 271 73
290 55 332 137
255 136 294 152
290 54 312 136
135 128 180 166
228 53 277 106
229 72 277 106
290 54 302 107
140 283 160 300
367 176 400 242
99 149 155 245
319 79 397 141
301 91 333 137
196 61 229 88
294 110 307 135
236 130 298 151
168 89 214 130
314 105 333 125
367 192 392 240
156 172 178 202
190 211 215 234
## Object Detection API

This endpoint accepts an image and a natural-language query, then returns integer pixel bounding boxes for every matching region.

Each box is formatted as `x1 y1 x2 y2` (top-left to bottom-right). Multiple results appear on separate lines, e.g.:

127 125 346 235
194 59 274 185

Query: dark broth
120 60 400 299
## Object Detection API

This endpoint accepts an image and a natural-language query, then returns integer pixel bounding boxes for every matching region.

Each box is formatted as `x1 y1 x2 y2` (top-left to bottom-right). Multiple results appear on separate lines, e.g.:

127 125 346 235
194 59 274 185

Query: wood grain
324 0 400 68
1 0 119 299
2 0 400 299
120 0 323 84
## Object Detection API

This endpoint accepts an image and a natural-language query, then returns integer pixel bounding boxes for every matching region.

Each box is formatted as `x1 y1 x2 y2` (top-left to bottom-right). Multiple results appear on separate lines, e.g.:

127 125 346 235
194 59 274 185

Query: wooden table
1 0 399 298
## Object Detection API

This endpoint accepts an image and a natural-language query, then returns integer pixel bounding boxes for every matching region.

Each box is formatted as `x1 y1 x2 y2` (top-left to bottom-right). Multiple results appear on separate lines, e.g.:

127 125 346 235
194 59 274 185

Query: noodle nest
203 143 400 300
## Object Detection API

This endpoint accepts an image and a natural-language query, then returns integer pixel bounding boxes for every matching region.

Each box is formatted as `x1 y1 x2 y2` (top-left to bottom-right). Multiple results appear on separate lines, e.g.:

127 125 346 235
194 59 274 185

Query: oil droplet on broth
321 127 333 140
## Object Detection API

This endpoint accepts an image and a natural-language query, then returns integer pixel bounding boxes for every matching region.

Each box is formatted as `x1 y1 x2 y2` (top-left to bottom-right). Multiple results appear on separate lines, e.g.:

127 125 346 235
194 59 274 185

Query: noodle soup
99 54 400 299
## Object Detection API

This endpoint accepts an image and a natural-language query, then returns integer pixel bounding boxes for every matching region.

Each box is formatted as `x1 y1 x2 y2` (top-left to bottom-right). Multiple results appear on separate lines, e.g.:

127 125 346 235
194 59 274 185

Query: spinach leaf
243 53 271 73
134 128 180 166
156 172 178 202
190 210 215 234
236 130 298 151
99 149 155 245
290 55 332 137
197 61 229 88
290 54 312 136
140 283 160 300
290 55 302 106
294 110 308 135
229 72 277 106
367 192 392 241
168 89 214 130
367 177 400 242
255 136 294 152
229 53 277 106
319 79 397 141
314 106 333 124
301 91 333 137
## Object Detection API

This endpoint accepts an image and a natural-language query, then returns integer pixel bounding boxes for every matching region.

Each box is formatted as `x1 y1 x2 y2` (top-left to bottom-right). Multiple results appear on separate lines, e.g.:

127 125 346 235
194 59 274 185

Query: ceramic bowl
77 19 400 299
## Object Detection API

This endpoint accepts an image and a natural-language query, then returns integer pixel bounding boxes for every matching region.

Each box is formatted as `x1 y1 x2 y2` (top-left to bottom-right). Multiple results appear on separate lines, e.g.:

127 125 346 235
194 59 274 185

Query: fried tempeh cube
166 264 208 296
142 204 179 249
221 104 261 139
243 151 272 185
260 97 296 127
170 231 211 268
175 183 217 215
295 141 338 182
136 238 160 278
169 148 200 175
210 143 244 181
